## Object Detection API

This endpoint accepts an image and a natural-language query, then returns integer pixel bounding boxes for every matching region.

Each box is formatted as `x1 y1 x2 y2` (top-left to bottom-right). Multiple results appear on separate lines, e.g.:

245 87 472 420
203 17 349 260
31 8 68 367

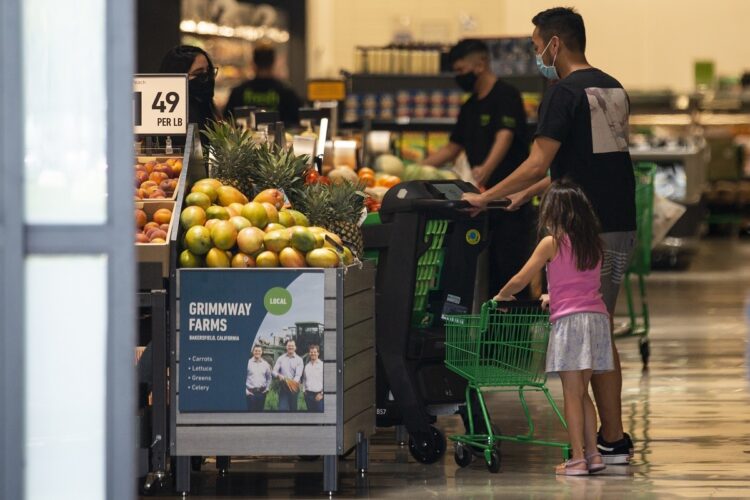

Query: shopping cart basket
444 300 569 472
620 162 656 368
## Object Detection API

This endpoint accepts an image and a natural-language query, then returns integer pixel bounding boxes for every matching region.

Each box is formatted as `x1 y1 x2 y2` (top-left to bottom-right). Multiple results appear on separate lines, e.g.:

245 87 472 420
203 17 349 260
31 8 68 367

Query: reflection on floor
144 239 750 499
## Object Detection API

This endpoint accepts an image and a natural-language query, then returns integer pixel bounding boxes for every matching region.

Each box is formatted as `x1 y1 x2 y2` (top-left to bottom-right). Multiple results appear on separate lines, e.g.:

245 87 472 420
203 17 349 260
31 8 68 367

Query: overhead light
181 19 289 43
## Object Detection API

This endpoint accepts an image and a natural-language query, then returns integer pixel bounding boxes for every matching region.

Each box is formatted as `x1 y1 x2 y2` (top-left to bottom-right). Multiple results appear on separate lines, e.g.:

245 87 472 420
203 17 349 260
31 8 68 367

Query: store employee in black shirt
423 38 532 299
224 42 303 126
463 7 636 465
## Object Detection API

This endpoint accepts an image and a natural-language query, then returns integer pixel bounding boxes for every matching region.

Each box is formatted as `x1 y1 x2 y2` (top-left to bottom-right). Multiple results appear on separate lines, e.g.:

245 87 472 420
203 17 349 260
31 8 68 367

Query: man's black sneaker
596 432 634 465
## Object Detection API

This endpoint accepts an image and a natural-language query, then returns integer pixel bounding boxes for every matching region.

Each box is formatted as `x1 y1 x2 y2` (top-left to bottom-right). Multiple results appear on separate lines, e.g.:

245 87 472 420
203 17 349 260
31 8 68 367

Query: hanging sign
133 74 188 135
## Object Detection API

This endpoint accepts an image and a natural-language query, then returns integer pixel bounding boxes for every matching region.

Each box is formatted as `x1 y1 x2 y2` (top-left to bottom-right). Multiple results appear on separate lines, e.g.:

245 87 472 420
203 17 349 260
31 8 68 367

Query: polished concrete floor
145 239 750 499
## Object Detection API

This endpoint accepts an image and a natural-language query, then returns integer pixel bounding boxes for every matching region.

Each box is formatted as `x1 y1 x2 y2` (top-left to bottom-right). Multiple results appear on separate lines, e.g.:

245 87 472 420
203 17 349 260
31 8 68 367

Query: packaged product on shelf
430 91 445 106
429 106 445 118
396 91 411 107
362 94 378 111
447 91 463 106
379 108 395 120
427 132 450 156
399 133 427 162
396 106 411 118
413 91 428 106
413 105 428 119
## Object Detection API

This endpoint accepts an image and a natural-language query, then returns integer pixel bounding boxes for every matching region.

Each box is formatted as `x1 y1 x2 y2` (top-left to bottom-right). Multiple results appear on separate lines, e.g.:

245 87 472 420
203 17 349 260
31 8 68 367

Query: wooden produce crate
135 155 183 202
135 201 176 278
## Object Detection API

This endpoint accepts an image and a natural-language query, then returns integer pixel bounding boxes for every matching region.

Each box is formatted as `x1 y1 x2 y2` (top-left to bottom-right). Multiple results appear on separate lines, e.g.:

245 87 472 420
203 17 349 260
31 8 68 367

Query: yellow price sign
307 80 346 102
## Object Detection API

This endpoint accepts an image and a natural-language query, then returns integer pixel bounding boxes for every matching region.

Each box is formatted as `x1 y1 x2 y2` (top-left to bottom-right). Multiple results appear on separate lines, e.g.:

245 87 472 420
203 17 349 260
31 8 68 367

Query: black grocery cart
444 300 570 472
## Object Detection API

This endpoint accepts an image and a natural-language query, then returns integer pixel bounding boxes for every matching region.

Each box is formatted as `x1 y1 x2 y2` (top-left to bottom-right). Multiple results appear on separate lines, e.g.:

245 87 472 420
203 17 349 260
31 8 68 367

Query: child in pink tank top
495 180 614 476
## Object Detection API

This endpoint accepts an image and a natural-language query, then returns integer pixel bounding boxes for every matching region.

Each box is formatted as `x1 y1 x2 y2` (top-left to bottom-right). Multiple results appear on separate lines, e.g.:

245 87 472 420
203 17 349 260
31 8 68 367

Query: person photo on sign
272 340 304 411
302 344 324 412
462 7 637 465
159 45 220 141
245 345 272 412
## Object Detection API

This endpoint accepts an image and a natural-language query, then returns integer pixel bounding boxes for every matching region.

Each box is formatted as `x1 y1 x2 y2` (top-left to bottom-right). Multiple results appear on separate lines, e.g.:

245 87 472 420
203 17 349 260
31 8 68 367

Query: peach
154 164 172 177
159 223 170 232
152 208 172 224
135 233 149 243
171 161 183 177
135 209 147 228
149 229 167 241
148 189 166 199
149 171 169 184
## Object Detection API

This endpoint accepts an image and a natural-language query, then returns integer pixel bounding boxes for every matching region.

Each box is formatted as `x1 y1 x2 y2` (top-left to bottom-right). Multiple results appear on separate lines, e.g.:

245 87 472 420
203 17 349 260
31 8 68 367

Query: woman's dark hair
531 7 586 53
538 179 602 271
159 45 218 135
159 45 214 75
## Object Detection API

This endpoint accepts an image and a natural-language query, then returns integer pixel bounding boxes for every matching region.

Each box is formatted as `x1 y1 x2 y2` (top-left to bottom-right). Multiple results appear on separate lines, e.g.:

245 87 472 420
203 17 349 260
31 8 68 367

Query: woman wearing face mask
159 45 220 144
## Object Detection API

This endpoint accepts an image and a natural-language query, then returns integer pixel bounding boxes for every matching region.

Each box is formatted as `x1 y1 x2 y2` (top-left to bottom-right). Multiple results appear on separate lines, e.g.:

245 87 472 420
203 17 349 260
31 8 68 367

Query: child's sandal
586 452 606 473
555 458 589 476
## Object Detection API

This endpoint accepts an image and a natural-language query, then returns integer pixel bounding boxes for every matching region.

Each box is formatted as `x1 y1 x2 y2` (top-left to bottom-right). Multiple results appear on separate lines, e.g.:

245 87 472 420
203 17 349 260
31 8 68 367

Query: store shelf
348 73 546 94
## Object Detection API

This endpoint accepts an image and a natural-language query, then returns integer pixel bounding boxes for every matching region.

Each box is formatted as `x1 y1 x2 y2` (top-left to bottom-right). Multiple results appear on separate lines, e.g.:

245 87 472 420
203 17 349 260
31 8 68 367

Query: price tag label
133 74 188 135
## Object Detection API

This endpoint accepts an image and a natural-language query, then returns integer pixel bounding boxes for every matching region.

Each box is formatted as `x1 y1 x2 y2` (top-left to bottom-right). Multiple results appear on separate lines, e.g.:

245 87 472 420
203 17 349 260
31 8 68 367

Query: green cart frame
619 163 657 368
444 301 570 472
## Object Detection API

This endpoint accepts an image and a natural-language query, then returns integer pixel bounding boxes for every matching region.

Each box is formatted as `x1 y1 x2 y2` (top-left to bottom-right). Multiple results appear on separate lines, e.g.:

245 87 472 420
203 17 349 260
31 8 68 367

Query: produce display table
170 262 376 495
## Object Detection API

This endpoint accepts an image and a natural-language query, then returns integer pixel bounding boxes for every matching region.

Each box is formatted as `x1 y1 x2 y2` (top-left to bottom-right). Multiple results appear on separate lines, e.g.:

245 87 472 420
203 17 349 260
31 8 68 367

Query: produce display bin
135 200 176 277
169 263 376 495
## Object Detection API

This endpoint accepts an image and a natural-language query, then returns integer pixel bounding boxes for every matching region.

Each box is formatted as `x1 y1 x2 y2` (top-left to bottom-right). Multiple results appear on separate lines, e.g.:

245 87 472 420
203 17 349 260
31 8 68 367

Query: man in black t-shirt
224 43 303 126
463 8 636 466
423 39 532 301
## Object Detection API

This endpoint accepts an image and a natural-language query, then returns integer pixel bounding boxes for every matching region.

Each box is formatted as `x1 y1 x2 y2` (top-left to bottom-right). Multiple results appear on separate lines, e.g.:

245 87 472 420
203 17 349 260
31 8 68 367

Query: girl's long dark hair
538 179 603 271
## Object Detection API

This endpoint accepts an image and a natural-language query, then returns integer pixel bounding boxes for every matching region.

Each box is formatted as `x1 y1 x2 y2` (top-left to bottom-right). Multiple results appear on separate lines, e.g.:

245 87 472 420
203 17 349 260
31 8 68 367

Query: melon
374 154 405 177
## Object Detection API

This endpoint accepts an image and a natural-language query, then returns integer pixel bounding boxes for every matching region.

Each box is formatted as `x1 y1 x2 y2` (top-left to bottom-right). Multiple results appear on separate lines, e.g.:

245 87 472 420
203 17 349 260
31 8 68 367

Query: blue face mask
535 38 559 80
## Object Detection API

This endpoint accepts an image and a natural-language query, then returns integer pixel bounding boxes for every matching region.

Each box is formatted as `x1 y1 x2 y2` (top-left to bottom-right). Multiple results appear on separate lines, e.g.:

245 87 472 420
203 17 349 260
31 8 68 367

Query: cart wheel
639 339 650 369
486 450 501 473
408 426 446 464
454 443 473 468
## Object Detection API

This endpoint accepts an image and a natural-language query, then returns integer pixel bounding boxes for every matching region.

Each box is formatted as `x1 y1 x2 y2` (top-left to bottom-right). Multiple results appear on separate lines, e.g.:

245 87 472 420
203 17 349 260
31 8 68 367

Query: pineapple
201 118 258 196
295 183 333 227
298 181 366 258
249 143 310 203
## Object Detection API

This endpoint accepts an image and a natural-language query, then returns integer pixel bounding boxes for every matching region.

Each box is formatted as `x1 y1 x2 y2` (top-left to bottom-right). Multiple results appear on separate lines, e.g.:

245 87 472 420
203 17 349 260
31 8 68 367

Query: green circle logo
264 287 292 315
465 229 481 245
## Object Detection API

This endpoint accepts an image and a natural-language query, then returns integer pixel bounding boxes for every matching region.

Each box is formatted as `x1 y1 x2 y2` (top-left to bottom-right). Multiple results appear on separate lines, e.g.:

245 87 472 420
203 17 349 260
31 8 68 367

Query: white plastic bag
651 195 686 248
452 153 476 186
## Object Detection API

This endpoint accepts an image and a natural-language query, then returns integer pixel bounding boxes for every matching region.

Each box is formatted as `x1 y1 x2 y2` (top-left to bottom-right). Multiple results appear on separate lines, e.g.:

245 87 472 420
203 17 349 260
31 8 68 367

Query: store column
1 0 136 499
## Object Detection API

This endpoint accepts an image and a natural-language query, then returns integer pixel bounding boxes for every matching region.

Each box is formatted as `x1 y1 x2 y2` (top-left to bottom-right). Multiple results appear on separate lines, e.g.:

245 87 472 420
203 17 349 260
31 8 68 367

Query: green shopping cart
444 300 569 473
620 162 656 368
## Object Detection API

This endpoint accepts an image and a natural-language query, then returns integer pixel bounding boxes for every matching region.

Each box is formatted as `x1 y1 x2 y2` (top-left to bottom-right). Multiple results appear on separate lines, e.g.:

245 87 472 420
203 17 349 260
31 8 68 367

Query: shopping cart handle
410 198 511 211
487 299 545 310
486 199 511 209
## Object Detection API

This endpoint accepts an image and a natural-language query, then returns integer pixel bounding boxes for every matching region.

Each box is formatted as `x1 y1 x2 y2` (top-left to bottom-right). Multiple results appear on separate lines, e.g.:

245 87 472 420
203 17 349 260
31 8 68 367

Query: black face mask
455 71 478 92
189 72 215 103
